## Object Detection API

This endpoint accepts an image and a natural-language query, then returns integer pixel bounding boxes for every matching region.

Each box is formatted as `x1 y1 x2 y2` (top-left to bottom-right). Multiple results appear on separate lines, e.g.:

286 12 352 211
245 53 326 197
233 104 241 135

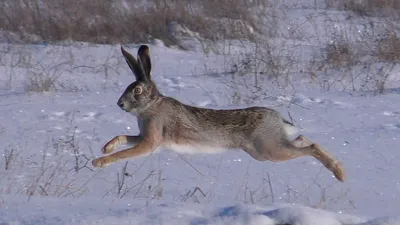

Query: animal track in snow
48 111 71 121
383 111 400 116
382 124 400 130
77 111 103 122
161 76 186 89
48 111 103 122
278 94 353 108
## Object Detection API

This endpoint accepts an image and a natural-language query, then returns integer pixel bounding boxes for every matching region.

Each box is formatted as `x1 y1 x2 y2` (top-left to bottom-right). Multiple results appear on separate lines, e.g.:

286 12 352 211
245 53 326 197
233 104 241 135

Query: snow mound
0 196 399 225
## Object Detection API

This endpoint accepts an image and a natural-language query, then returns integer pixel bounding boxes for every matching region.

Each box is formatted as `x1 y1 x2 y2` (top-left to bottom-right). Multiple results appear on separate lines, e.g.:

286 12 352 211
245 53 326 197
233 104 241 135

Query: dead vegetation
1 0 398 95
0 0 265 45
342 0 400 17
374 30 400 62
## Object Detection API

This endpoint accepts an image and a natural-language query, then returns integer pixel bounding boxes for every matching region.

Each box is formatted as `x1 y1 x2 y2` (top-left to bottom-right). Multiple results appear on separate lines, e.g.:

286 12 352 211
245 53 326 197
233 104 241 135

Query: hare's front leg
102 135 142 154
93 140 159 168
93 121 162 168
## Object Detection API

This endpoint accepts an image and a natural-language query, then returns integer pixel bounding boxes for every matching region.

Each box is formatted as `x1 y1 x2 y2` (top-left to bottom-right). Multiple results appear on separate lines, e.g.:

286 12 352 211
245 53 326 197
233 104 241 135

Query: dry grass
325 40 355 68
374 31 400 62
328 0 400 17
0 0 265 45
345 0 400 17
0 118 97 198
3 148 18 171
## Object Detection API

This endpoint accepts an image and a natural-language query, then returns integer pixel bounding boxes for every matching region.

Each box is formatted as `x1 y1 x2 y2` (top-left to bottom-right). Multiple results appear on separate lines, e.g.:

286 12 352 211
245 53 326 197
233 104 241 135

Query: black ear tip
138 45 150 54
121 46 127 53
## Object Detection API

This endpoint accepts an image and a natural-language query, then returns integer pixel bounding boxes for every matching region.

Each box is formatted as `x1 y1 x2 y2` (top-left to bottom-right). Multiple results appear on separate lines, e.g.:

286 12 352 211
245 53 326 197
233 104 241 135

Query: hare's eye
133 87 142 95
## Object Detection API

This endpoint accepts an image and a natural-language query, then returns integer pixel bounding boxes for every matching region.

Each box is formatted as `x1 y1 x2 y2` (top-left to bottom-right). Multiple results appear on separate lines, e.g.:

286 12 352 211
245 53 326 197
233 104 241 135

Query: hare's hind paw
332 160 346 182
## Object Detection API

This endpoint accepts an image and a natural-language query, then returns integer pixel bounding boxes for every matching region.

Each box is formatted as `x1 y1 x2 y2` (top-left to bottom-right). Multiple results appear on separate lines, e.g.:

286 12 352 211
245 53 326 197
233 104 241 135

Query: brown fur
92 45 346 182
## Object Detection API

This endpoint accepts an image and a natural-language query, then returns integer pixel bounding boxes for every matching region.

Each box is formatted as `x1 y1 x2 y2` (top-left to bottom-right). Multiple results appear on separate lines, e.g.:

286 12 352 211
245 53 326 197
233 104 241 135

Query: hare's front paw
92 157 110 168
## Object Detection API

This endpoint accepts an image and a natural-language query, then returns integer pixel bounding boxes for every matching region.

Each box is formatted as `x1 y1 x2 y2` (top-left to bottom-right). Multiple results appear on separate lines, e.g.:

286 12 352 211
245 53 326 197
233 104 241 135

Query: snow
1 3 400 224
0 196 399 225
1 42 400 224
1 44 399 225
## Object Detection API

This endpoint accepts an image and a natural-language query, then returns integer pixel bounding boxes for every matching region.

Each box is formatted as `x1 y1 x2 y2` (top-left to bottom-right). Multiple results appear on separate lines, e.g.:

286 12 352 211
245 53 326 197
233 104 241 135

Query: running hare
92 45 345 182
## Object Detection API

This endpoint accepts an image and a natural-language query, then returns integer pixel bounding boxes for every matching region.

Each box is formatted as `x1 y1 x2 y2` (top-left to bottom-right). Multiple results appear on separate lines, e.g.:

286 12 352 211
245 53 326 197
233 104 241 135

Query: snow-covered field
3 195 400 225
0 41 399 224
1 3 400 224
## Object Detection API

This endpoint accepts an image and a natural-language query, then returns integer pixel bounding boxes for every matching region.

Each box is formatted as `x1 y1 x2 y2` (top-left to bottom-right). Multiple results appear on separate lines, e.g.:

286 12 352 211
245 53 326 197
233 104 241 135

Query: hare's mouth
117 100 136 112
121 106 133 112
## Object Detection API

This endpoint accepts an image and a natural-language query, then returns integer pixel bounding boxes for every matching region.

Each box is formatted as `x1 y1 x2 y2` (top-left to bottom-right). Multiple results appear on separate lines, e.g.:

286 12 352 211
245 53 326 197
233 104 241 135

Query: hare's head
117 45 160 114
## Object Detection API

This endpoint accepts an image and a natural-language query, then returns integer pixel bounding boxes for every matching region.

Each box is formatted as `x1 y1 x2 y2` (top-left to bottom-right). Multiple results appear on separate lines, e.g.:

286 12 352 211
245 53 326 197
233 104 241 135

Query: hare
92 45 345 182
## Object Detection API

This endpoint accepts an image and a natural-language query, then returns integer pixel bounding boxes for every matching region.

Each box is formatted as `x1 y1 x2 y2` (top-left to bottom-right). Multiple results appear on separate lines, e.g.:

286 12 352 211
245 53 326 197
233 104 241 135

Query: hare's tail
282 119 298 137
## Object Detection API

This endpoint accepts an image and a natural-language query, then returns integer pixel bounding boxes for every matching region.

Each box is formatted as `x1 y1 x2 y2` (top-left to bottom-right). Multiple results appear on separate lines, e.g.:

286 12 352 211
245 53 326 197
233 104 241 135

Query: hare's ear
137 45 152 80
121 46 147 82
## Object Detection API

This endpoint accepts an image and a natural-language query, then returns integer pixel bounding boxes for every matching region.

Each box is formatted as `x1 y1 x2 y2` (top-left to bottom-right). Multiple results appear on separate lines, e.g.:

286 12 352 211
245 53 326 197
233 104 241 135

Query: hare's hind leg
290 135 345 182
252 136 345 182
242 141 314 162
291 135 312 148
102 135 142 154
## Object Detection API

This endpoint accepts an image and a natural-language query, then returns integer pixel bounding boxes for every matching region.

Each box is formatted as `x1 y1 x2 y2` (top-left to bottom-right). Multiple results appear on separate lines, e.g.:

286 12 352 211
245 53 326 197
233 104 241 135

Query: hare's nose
117 101 124 108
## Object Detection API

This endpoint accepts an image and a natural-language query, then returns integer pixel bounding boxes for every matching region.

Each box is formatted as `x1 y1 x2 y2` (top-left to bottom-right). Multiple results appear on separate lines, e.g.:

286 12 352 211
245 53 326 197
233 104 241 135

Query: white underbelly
161 143 228 155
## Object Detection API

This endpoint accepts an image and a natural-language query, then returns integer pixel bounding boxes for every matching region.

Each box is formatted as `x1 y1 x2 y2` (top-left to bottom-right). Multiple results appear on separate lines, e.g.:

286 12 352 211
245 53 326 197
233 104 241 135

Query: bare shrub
4 148 18 170
358 62 395 94
180 187 207 203
18 47 79 93
313 14 399 93
100 158 162 201
215 38 301 104
24 60 76 93
25 72 60 92
199 0 266 39
347 0 400 17
116 169 160 199
52 113 93 172
325 40 355 68
25 141 91 199
235 166 275 204
374 31 400 62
